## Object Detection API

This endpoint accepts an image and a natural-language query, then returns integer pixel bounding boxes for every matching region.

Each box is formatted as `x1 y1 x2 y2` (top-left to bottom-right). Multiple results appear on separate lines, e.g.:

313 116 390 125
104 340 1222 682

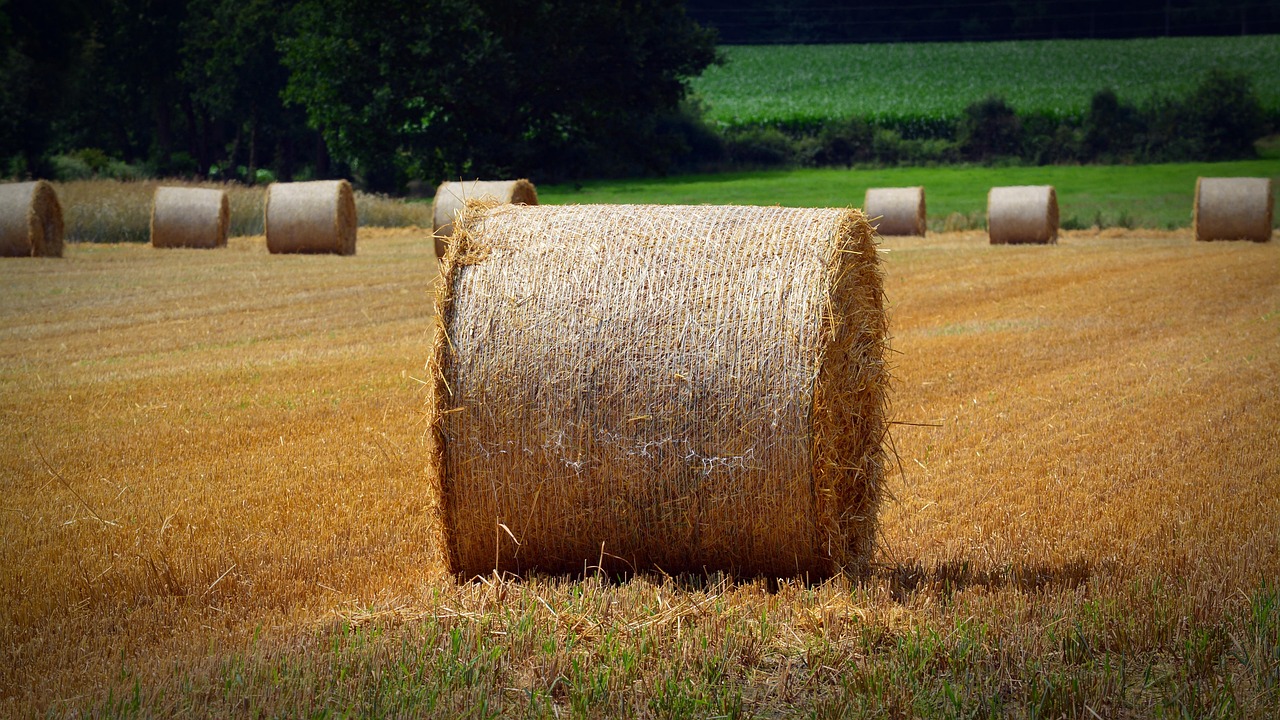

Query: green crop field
690 36 1280 127
542 159 1280 231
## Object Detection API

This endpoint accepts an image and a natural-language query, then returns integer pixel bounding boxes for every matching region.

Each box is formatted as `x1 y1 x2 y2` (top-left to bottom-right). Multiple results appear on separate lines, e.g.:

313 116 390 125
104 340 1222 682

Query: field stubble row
0 228 1278 715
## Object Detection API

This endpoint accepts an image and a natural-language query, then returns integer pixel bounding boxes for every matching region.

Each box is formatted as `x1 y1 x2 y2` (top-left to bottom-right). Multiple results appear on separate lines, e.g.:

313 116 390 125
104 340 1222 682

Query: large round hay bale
1194 177 1273 242
864 186 926 236
988 185 1058 245
264 180 356 255
150 186 230 249
0 180 64 257
431 179 537 257
426 204 889 579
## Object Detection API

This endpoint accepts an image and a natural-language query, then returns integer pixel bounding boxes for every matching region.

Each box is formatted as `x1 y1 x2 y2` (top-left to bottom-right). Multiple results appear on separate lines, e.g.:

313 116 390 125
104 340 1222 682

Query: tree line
0 0 718 191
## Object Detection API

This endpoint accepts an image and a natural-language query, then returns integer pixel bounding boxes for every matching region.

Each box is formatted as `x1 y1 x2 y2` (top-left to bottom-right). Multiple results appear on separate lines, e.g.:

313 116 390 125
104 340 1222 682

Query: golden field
1 226 1278 717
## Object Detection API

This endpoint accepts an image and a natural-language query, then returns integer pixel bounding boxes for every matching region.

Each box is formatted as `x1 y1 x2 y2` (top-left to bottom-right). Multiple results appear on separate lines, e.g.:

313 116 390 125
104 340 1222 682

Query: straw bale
988 185 1058 245
150 187 230 249
432 179 537 257
264 180 357 255
1194 177 1273 242
426 203 889 579
864 186 926 236
0 180 63 257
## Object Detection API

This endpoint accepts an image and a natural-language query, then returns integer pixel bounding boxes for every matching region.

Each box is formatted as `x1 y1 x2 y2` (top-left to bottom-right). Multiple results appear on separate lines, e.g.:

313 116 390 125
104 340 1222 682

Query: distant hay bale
0 181 63 257
431 179 537 257
864 186 926 236
264 180 356 255
150 187 230 249
1194 177 1273 242
427 204 889 579
988 185 1058 245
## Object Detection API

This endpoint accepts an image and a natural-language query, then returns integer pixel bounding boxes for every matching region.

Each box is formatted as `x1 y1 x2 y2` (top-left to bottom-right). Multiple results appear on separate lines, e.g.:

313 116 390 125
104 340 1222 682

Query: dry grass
1 228 1278 716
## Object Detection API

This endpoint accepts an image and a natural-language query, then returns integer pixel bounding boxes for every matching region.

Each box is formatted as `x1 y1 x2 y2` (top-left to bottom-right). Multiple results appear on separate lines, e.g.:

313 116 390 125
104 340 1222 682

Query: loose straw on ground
864 186 926 236
150 187 229 249
988 185 1058 245
431 179 537 257
426 203 889 579
264 180 357 255
0 181 63 257
1194 177 1273 242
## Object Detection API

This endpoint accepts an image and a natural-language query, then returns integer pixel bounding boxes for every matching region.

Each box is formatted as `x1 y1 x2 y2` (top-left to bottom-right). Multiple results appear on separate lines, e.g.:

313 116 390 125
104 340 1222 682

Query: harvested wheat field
1 227 1278 717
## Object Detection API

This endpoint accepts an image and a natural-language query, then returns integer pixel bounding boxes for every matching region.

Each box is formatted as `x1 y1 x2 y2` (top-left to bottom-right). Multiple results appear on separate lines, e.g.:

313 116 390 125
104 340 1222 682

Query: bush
50 153 94 181
655 98 727 173
723 126 795 167
813 118 874 166
1180 68 1265 160
958 95 1022 162
1084 89 1140 161
48 149 151 181
682 68 1269 173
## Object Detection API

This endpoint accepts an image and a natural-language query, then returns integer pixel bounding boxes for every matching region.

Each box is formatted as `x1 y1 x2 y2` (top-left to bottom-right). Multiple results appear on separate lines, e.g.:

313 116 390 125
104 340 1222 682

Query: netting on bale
0 181 63 257
264 180 357 255
864 186 926 236
432 179 537 257
1194 177 1273 242
988 185 1058 245
426 203 889 579
150 187 230 249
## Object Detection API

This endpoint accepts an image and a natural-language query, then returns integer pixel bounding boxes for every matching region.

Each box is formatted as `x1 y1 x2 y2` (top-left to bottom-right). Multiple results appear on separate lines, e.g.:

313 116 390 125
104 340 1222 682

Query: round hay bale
427 204 889 579
988 185 1058 245
1194 177 1273 242
264 180 356 255
864 186 926 236
431 179 537 257
150 186 230 249
0 180 64 257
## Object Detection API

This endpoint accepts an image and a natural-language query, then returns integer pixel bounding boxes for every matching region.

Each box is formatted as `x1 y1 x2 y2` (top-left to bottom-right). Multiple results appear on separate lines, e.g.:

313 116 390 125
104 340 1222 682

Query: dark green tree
1179 69 1265 160
1082 88 1141 161
281 0 718 190
0 0 95 175
958 96 1023 162
180 0 315 180
281 0 495 191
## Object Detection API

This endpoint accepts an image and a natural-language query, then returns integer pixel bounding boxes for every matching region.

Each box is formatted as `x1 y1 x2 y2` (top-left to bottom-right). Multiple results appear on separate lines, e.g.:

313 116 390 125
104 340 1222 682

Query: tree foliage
0 0 719 189
281 0 719 189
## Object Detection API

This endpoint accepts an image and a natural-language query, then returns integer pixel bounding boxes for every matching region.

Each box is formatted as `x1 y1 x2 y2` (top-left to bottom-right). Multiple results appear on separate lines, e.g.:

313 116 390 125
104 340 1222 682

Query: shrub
958 95 1023 162
49 153 94 181
1084 89 1141 161
813 118 874 167
1180 68 1265 160
656 99 727 173
723 126 795 167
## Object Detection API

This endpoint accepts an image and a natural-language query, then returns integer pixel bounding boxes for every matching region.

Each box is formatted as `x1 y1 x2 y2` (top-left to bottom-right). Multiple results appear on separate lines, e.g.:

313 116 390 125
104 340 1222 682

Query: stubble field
1 226 1278 716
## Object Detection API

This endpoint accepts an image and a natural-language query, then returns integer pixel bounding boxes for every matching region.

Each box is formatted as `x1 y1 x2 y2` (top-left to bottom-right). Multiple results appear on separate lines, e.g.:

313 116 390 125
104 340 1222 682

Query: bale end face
431 179 538 258
1194 177 1273 242
427 203 888 579
0 181 64 257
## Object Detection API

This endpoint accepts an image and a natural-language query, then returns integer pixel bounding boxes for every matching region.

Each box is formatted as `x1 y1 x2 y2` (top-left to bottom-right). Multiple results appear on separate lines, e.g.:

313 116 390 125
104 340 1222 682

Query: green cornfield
691 35 1280 127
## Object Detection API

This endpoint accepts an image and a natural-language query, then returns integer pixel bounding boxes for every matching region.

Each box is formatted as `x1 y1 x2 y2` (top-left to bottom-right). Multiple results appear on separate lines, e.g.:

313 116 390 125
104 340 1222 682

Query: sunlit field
692 36 1280 126
1 227 1278 716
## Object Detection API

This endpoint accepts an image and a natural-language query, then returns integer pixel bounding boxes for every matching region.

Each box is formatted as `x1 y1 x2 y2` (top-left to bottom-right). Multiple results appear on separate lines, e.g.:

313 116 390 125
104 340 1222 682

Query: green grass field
690 36 1280 127
541 159 1280 231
